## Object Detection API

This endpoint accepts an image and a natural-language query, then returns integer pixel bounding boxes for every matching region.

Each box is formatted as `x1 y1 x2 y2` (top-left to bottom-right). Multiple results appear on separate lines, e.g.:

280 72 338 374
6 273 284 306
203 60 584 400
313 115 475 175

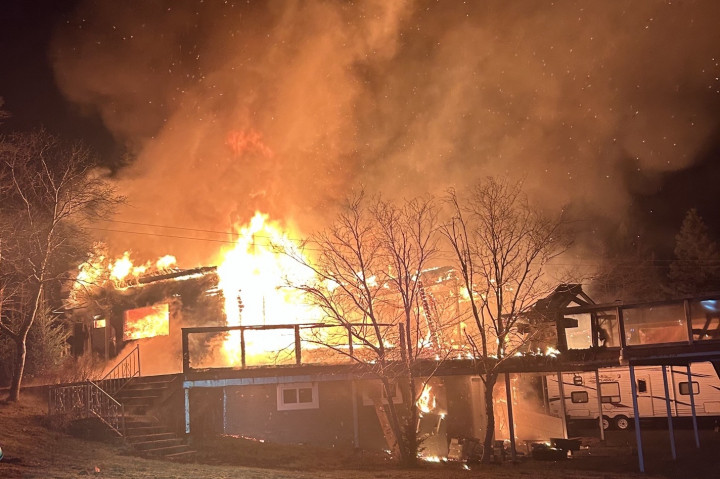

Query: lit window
277 383 319 410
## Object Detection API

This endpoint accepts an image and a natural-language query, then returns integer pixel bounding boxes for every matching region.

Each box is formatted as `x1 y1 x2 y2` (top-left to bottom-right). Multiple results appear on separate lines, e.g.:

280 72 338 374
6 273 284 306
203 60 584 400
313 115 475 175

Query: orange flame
417 384 437 414
123 303 170 341
215 212 319 364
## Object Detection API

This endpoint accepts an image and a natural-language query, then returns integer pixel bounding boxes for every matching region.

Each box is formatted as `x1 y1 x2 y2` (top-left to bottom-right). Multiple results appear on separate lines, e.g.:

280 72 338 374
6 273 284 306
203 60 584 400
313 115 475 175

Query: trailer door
635 375 654 416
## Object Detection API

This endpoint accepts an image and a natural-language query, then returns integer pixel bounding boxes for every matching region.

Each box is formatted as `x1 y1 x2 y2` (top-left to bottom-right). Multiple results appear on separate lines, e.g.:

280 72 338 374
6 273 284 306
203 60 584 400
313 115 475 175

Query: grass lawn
1 389 711 479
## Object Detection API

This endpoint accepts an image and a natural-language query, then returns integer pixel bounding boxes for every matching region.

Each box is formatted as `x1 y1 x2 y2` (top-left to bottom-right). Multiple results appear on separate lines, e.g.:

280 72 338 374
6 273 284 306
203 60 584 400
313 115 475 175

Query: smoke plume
51 0 720 265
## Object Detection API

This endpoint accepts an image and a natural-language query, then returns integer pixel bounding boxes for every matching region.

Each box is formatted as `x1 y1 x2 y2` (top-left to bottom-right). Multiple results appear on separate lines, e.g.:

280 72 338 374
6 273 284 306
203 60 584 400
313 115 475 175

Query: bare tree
441 177 570 462
286 193 442 465
0 129 123 401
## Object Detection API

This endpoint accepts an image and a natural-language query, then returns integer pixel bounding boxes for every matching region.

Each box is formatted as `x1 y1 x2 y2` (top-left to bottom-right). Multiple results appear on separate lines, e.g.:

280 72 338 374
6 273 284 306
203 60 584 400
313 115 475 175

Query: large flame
215 212 319 364
417 384 437 414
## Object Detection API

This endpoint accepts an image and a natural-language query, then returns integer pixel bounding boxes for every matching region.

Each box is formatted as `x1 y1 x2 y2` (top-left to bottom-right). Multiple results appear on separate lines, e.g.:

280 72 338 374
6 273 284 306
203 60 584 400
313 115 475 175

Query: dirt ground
1 391 718 479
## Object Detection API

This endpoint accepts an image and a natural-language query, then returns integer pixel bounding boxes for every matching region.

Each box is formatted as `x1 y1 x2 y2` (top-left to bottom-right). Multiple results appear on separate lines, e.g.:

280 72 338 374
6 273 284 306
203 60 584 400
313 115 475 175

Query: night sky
1 0 719 266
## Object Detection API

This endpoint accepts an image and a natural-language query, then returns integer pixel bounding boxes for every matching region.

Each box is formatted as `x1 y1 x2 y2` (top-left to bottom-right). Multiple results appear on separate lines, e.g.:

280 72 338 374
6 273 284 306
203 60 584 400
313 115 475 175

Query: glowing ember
544 346 561 357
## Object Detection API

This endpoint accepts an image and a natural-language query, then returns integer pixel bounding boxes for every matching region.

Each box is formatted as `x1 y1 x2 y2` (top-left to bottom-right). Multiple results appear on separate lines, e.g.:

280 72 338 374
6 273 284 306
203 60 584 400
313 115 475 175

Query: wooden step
131 438 184 451
141 444 193 457
126 432 176 443
164 449 196 460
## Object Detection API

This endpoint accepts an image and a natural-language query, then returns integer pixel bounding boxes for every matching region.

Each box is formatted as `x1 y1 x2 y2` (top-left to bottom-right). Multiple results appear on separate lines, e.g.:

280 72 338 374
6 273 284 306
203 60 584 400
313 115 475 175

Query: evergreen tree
668 209 720 295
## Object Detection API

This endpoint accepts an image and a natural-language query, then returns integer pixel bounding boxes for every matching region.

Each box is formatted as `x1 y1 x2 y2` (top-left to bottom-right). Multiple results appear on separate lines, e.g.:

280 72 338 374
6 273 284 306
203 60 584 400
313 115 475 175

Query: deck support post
661 365 677 460
628 364 645 473
686 364 700 448
594 369 605 441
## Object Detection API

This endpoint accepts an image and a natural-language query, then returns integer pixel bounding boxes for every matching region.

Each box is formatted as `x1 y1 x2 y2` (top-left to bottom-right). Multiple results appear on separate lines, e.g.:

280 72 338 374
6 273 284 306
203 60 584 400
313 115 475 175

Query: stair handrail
48 380 125 436
100 343 141 396
87 380 126 436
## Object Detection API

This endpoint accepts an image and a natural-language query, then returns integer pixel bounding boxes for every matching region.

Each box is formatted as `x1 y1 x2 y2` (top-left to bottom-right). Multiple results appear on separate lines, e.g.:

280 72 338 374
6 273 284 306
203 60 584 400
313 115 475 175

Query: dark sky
1 0 719 265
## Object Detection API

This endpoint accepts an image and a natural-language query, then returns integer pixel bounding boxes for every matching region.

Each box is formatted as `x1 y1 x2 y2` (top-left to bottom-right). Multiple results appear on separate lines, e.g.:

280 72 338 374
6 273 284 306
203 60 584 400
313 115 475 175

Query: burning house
63 262 572 457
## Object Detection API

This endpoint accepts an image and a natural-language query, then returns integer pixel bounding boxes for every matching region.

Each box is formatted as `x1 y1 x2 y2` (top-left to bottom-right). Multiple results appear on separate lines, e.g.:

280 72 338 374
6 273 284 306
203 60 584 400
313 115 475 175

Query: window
362 381 403 406
637 379 648 393
277 383 319 411
571 391 589 403
679 381 700 395
600 382 621 403
573 375 583 386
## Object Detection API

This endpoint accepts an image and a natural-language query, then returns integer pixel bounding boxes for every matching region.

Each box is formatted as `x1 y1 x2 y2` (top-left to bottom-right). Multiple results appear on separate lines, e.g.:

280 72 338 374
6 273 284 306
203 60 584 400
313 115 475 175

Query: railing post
86 382 91 418
347 325 353 356
684 300 694 344
294 325 302 365
617 306 627 349
136 344 141 377
240 328 246 368
182 328 190 374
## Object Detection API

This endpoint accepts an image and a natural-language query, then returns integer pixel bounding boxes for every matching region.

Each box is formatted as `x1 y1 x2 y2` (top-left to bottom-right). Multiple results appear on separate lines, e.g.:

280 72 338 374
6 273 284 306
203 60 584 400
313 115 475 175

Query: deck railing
181 322 397 373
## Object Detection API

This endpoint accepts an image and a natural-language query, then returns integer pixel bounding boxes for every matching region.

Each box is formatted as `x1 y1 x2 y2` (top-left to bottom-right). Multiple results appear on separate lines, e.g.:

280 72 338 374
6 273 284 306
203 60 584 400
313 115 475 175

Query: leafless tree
441 177 571 463
0 129 123 401
286 193 443 465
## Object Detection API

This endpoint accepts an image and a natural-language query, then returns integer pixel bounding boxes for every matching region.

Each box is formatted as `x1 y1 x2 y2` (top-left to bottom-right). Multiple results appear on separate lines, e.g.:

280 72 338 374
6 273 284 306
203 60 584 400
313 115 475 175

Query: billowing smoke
51 1 720 265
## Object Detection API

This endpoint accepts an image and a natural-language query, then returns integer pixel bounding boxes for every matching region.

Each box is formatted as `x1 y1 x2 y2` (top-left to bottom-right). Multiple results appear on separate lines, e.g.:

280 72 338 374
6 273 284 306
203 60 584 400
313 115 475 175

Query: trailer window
571 391 589 403
637 379 647 393
679 381 700 395
600 382 621 403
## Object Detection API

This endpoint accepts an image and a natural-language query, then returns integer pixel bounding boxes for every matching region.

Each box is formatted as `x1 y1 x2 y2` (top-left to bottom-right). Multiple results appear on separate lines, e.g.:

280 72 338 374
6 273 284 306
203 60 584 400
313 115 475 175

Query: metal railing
98 344 141 396
48 344 139 435
181 322 397 373
48 381 126 436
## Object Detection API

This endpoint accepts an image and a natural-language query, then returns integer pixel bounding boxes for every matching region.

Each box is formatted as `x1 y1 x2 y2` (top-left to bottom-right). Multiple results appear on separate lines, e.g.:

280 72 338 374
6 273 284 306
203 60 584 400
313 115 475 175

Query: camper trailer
546 362 720 430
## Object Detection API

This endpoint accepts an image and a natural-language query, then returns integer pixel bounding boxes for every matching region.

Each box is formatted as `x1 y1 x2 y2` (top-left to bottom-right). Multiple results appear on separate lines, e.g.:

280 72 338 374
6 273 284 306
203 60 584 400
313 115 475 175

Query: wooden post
684 300 694 344
351 381 360 448
181 328 190 374
348 325 354 356
294 325 302 365
240 328 246 368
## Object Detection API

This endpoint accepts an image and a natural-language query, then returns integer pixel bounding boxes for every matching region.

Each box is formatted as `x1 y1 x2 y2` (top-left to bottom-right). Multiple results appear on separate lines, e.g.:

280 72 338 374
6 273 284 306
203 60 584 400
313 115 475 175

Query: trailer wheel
601 416 610 430
615 415 630 430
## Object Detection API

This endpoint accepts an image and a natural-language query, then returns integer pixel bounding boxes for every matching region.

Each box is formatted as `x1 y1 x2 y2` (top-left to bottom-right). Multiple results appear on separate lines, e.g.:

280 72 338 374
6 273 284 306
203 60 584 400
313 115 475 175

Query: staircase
49 346 194 459
114 375 194 459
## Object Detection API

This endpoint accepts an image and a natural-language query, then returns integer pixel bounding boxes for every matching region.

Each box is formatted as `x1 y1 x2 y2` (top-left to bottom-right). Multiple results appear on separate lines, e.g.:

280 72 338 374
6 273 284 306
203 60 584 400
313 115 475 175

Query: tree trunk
7 281 44 402
8 335 27 401
482 373 498 463
402 376 419 467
